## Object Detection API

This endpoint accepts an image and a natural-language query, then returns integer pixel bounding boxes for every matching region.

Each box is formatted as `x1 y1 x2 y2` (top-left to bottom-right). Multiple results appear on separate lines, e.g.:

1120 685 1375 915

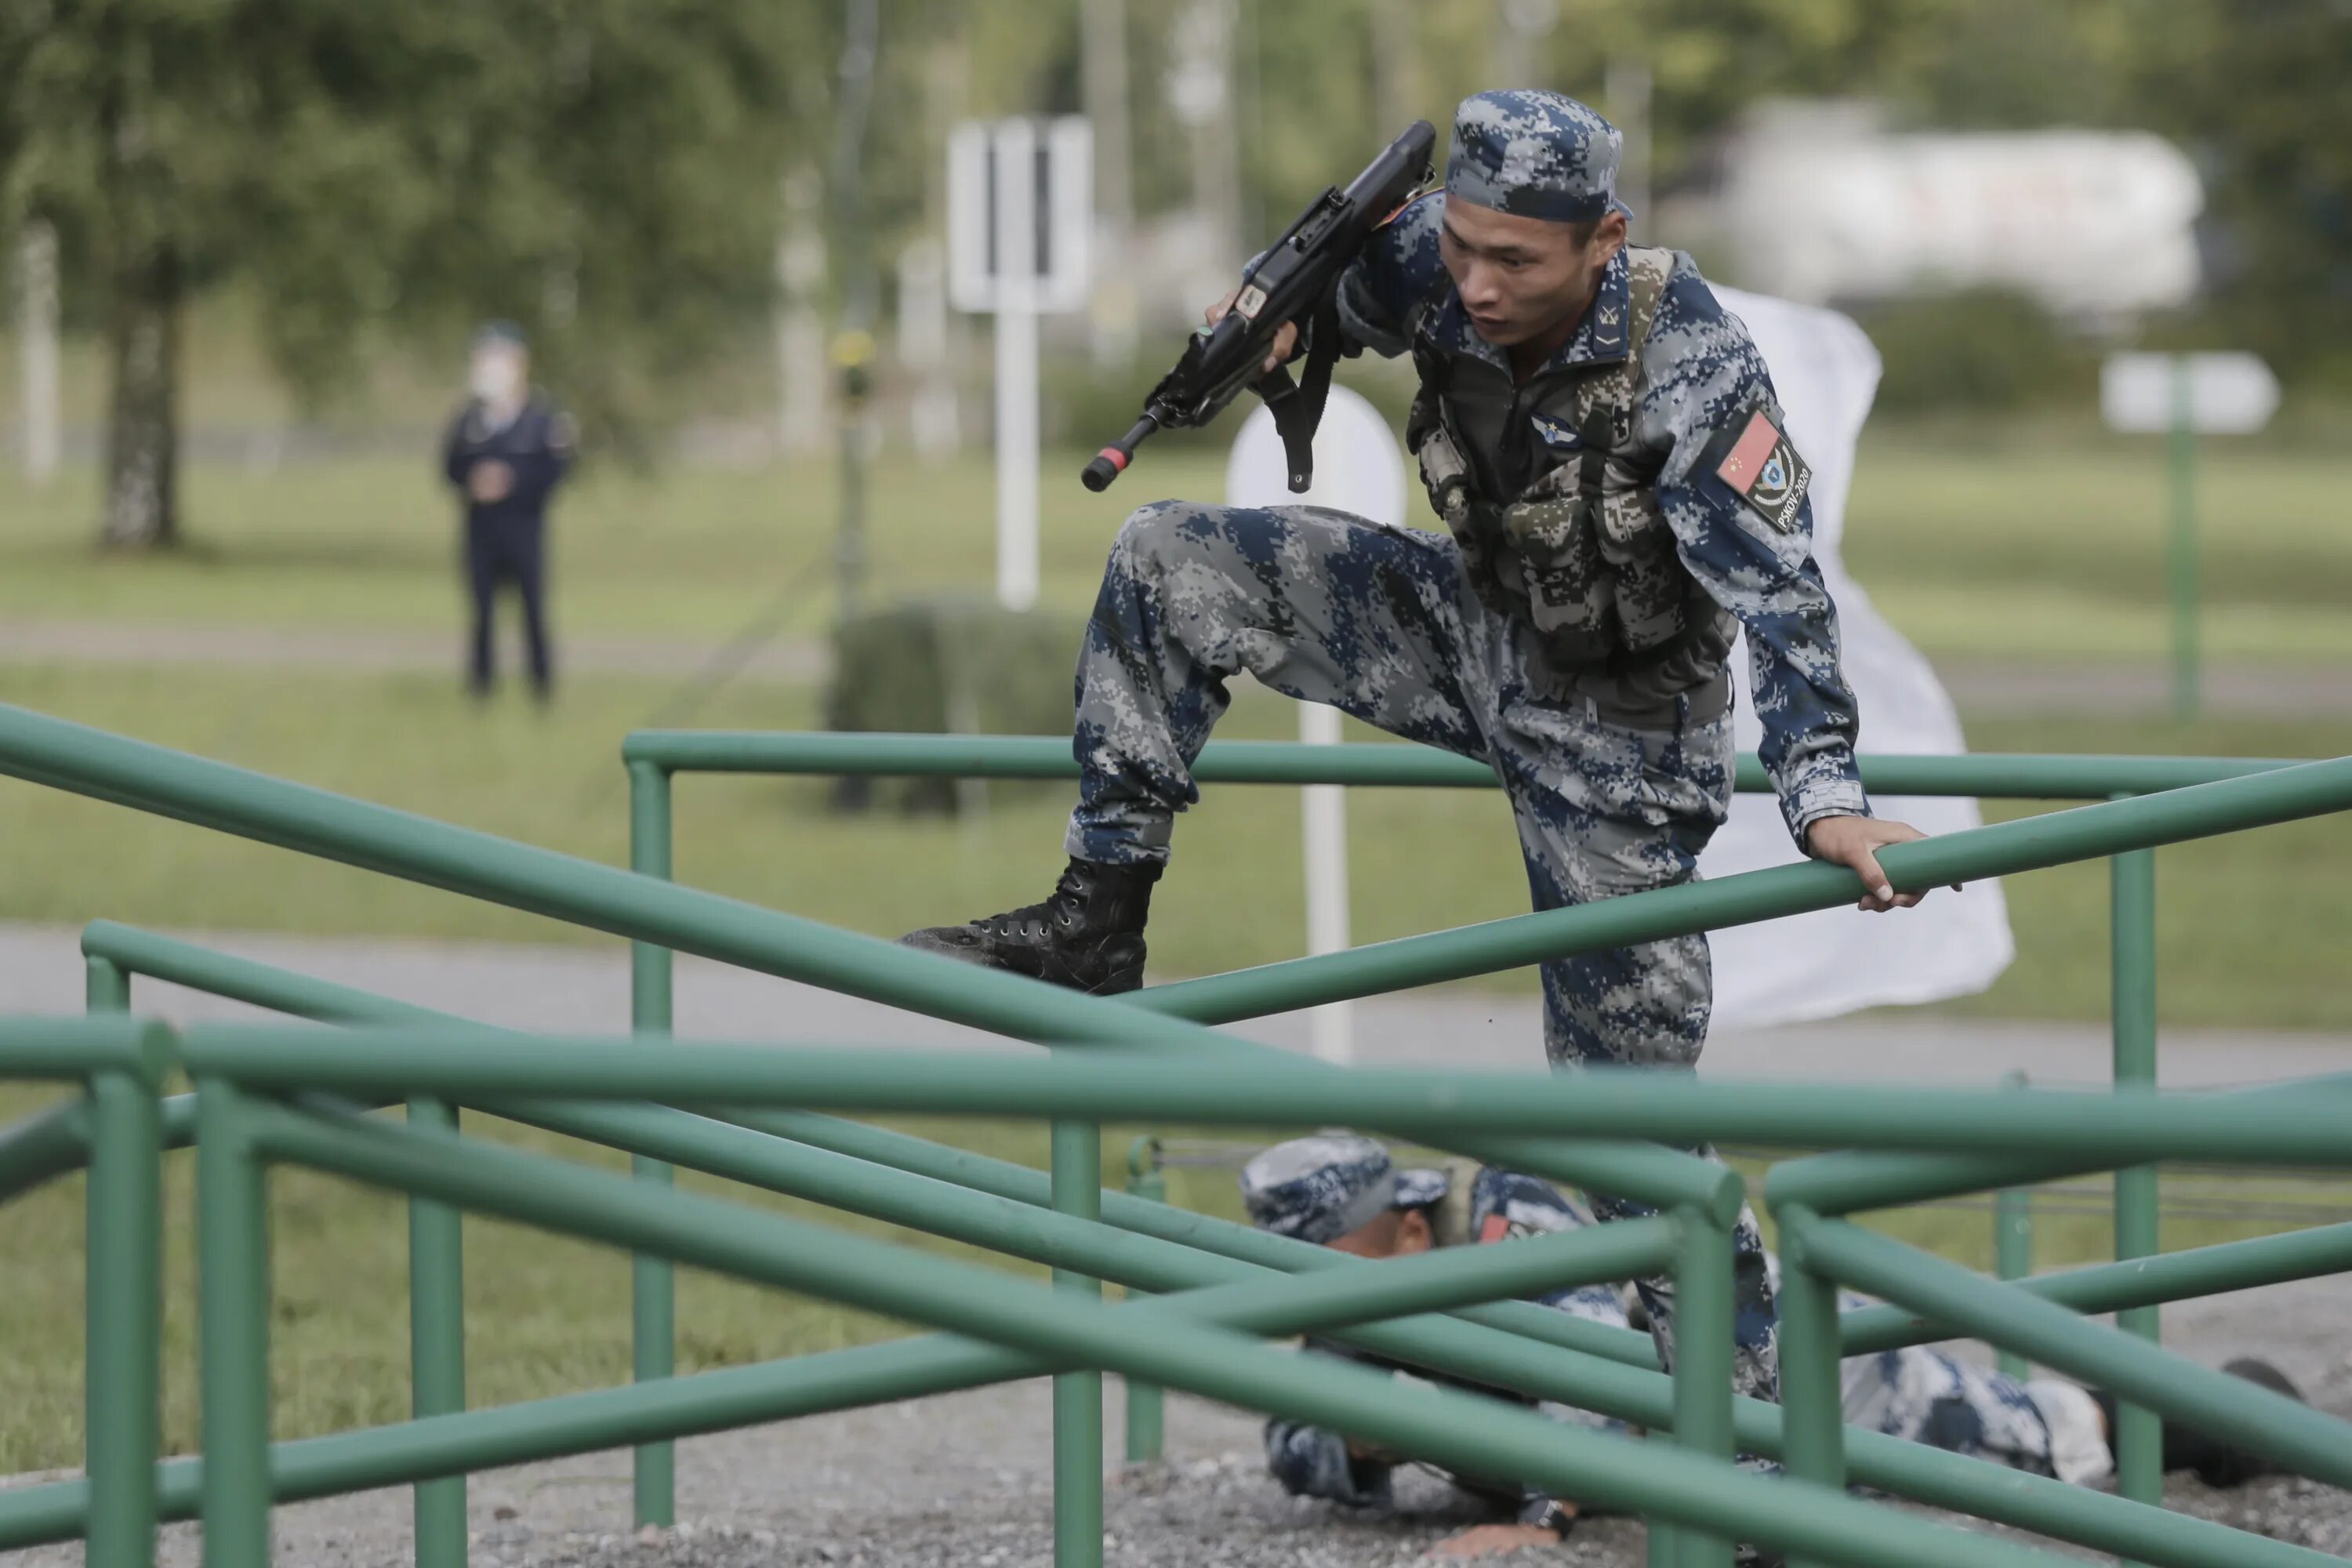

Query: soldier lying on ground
1240 1135 2307 1559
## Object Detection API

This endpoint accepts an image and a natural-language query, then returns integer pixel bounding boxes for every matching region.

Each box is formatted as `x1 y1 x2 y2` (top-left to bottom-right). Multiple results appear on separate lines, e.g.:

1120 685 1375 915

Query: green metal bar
77 922 1669 1378
87 953 130 1013
1771 1205 1845 1568
180 1025 2352 1168
720 1109 1664 1371
1128 754 2352 1024
2169 358 2201 722
1991 1071 2034 1381
626 757 677 1530
83 919 1661 1367
0 1014 174 1080
1052 1118 1104 1568
196 1076 273 1568
83 1069 162 1568
621 729 2295 800
1766 1071 2352 1216
493 1097 1679 1341
2 707 1714 1214
1792 1214 2352 1490
2111 837 2164 1526
1669 1205 1736 1568
1841 1221 2352 1356
1123 1140 1165 1466
405 1096 468 1568
239 1098 2082 1568
0 1095 90 1202
0 707 2331 1051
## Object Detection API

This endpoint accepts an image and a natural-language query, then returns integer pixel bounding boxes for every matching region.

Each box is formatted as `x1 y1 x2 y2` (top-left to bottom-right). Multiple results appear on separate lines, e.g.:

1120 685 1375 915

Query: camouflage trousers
1842 1343 2114 1488
1067 501 1775 1397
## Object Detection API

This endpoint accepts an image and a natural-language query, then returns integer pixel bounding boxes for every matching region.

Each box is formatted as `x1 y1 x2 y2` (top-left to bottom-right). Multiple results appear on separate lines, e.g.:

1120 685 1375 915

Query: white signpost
947 117 1092 612
1226 387 1408 1065
2100 351 2280 718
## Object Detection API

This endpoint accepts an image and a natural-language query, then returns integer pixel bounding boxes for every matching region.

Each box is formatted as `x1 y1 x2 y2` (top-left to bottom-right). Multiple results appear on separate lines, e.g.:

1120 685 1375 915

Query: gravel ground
9 1279 2348 1566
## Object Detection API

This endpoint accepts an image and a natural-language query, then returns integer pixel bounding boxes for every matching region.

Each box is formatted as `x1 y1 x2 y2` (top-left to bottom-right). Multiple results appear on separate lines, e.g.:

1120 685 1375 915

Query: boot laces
979 864 1093 942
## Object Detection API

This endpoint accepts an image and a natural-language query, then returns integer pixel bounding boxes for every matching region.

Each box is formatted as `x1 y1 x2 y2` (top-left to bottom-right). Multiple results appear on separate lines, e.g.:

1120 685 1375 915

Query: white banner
1704 287 2014 1025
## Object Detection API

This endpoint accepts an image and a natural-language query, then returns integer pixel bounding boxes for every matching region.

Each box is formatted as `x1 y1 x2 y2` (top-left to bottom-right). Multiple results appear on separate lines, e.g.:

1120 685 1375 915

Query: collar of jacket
1426 246 1632 375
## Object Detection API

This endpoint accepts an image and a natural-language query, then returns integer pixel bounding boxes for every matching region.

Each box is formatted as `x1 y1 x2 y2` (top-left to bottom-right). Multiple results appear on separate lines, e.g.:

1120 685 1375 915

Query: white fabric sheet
1703 287 2013 1025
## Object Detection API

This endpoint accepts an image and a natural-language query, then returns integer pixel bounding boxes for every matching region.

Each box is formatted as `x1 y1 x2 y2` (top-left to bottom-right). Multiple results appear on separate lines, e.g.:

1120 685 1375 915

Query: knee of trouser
1109 500 1200 578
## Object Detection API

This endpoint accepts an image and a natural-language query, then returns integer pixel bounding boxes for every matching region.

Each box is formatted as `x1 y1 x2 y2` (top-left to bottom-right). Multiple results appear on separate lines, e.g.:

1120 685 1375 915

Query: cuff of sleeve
1786 778 1871 850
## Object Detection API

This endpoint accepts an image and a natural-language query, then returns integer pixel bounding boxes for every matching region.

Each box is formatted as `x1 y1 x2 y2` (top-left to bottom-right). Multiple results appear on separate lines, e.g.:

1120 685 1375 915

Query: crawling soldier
1240 1135 2306 1558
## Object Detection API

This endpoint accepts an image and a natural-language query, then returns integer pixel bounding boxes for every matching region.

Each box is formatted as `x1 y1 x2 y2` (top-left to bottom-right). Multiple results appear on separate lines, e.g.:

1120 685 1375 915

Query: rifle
1080 120 1437 495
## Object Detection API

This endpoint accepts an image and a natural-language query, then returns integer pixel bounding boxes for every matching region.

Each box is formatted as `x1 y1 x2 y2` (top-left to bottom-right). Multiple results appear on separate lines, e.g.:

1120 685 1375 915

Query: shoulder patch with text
1711 409 1809 534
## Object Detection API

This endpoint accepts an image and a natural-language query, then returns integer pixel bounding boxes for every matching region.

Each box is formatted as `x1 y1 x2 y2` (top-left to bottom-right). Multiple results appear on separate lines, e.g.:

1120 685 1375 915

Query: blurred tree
0 0 800 550
2130 0 2352 387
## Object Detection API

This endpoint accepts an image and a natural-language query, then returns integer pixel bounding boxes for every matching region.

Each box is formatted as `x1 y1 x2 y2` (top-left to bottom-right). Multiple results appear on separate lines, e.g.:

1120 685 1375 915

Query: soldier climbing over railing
902 91 1952 1548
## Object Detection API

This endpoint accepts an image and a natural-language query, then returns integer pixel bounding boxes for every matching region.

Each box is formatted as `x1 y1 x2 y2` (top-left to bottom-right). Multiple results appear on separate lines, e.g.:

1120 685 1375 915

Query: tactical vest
1405 246 1734 694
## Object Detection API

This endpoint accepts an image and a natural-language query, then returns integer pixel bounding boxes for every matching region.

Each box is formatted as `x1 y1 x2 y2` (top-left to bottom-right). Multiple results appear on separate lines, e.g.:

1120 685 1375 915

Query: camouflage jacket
1334 194 1868 843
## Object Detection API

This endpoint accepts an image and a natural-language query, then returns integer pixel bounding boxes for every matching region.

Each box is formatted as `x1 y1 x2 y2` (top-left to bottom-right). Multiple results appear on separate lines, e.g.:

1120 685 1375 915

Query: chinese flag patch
1714 410 1810 534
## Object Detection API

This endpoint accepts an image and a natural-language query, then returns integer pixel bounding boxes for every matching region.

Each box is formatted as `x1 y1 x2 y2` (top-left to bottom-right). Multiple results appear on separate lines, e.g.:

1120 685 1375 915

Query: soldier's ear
1396 1207 1434 1255
1591 209 1628 267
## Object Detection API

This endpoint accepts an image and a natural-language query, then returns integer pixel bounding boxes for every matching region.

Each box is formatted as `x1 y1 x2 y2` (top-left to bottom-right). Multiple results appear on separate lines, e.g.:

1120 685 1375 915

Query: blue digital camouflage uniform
1245 1139 2113 1515
1069 91 1875 1406
1243 1137 1632 1515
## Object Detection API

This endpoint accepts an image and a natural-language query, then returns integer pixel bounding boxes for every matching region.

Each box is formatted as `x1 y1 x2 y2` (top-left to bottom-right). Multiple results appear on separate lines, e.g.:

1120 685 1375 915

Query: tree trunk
99 244 182 550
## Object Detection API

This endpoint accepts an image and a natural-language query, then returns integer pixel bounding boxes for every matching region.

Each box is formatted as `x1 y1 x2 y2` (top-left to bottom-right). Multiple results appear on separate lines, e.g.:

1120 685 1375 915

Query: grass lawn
2 428 2350 668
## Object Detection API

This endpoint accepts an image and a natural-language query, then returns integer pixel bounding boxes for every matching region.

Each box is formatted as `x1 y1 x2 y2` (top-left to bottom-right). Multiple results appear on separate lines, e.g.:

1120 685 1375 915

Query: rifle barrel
1082 415 1160 493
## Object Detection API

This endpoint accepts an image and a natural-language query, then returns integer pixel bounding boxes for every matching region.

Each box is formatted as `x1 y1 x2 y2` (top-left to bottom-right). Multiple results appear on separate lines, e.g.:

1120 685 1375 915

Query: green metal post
1771 1207 1845 1568
2111 837 2163 1530
1994 1070 2034 1381
83 1068 161 1568
85 953 129 1013
1051 1119 1104 1568
1123 1138 1166 1465
197 1077 272 1567
1667 1205 1736 1568
407 1096 468 1568
2169 358 2201 722
627 760 678 1528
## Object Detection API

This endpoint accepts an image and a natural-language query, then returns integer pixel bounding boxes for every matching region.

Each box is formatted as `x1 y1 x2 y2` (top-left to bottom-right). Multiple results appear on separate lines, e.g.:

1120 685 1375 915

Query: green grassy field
3 426 2350 666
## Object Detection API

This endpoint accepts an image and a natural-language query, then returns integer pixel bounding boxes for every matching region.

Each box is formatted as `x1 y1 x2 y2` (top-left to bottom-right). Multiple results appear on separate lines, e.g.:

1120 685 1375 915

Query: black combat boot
2091 1356 2306 1489
898 858 1161 995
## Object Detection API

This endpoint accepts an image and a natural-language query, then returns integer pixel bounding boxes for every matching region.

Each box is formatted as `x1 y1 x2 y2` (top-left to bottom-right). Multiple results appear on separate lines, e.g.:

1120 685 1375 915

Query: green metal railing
9 1011 2352 1568
619 727 2312 1530
0 702 2349 1568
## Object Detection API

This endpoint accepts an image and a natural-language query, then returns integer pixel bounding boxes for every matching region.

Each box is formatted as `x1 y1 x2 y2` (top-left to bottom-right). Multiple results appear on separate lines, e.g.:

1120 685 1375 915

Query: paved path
5 617 2351 717
8 922 2348 1091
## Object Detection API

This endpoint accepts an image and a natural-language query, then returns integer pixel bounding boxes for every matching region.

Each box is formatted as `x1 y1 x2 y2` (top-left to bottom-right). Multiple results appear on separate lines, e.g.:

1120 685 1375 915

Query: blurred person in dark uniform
442 321 576 702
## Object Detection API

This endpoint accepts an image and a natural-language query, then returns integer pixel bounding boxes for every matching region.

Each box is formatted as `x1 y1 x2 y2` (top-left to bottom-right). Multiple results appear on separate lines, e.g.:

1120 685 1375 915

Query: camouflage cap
1240 1134 1398 1243
1445 89 1623 224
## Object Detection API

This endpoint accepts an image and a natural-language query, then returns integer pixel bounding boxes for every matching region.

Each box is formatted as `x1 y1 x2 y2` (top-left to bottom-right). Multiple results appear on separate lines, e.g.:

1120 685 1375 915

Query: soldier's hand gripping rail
1080 119 1437 495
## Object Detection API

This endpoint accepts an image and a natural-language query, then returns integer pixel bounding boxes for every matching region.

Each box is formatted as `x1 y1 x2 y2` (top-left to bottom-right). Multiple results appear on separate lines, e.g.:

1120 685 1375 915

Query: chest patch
1713 409 1810 534
1529 412 1583 452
